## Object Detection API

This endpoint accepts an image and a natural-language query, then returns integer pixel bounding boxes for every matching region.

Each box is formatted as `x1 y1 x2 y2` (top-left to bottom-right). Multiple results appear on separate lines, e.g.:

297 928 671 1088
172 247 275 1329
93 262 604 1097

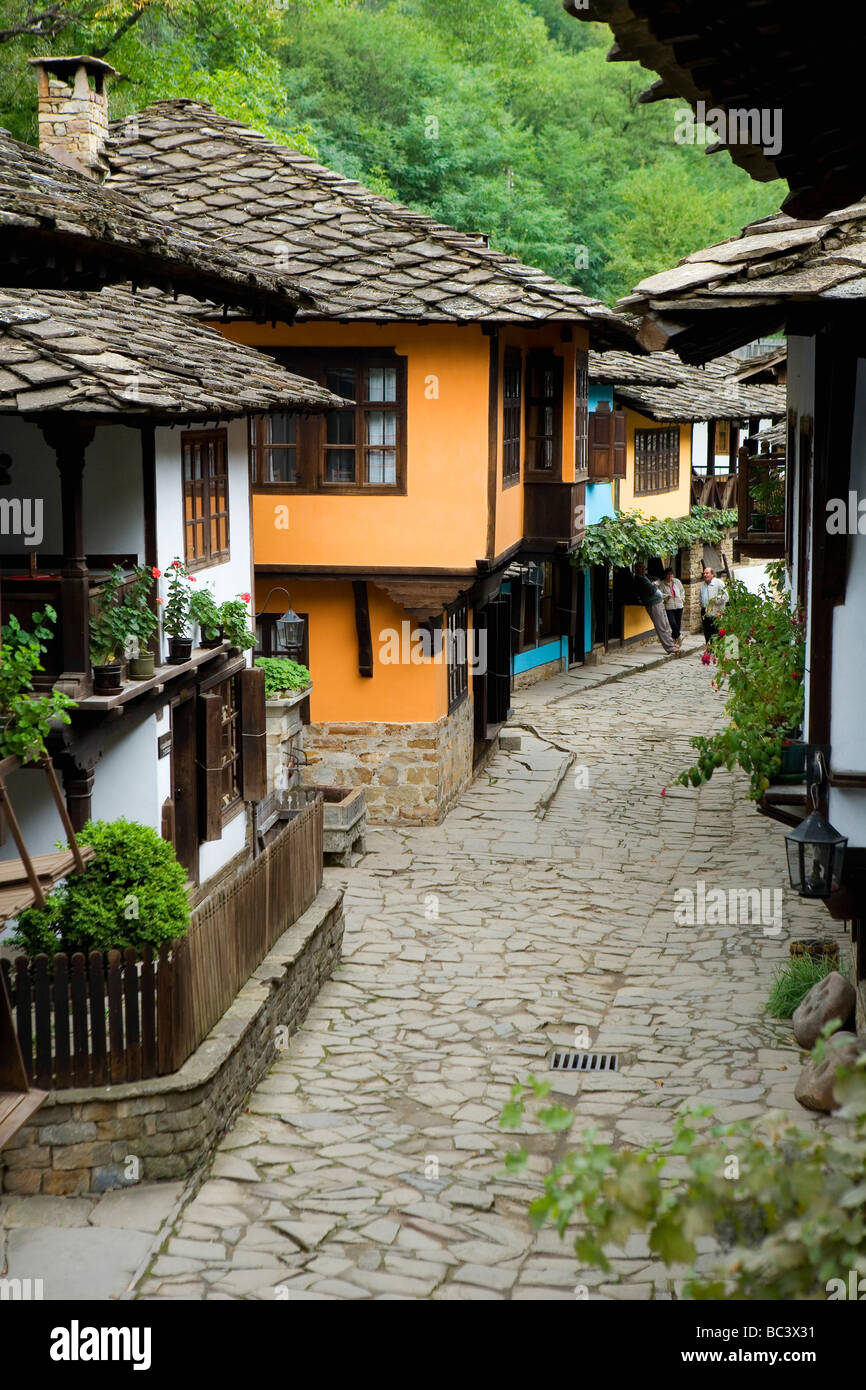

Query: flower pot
767 514 785 533
778 738 806 782
199 627 224 649
167 637 193 664
93 661 123 694
749 512 767 532
128 652 155 680
789 938 839 962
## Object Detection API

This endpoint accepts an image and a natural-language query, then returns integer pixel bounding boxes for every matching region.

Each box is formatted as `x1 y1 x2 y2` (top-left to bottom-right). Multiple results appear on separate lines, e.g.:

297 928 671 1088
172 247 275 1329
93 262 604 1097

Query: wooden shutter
240 665 267 803
589 402 613 479
612 410 627 478
575 349 588 476
198 691 223 842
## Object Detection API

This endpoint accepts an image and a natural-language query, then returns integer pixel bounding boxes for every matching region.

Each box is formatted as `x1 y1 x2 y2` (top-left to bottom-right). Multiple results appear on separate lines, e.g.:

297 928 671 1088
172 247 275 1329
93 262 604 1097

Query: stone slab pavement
1 635 843 1300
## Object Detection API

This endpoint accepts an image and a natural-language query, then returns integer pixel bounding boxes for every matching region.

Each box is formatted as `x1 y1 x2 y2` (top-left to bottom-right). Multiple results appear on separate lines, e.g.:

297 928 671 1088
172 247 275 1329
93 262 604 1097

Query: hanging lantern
256 587 305 656
784 758 847 900
274 605 305 655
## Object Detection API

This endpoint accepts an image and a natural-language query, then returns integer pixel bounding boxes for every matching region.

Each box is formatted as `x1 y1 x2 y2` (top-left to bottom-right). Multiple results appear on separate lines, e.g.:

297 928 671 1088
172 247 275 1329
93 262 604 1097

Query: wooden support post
41 756 85 870
352 580 374 678
41 419 95 699
706 419 716 478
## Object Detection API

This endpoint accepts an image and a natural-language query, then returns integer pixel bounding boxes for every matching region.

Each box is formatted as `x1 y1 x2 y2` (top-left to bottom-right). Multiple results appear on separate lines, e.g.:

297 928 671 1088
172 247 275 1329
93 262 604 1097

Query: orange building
108 102 634 823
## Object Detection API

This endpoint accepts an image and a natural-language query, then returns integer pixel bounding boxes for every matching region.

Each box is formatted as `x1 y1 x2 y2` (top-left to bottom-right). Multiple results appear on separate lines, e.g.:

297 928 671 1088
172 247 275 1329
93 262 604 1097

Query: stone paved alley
2 642 845 1299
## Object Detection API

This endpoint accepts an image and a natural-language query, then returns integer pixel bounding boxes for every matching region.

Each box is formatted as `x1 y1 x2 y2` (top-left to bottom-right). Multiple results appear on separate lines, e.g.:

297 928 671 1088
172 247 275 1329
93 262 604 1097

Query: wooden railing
2 797 323 1087
690 473 738 510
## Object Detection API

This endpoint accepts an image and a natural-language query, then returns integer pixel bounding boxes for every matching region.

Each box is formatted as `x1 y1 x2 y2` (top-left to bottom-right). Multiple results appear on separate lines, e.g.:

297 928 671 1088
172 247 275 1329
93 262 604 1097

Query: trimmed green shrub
13 819 190 957
254 656 311 698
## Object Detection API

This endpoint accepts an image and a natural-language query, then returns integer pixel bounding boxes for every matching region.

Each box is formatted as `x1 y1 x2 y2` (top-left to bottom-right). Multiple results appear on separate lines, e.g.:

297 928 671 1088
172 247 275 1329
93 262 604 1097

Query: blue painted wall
513 636 568 675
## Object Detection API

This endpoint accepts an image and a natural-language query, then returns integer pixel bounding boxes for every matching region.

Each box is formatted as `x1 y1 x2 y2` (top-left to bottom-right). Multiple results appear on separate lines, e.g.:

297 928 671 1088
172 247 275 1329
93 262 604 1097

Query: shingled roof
0 286 346 419
105 100 635 346
618 203 866 362
562 0 863 220
0 124 316 320
592 348 785 422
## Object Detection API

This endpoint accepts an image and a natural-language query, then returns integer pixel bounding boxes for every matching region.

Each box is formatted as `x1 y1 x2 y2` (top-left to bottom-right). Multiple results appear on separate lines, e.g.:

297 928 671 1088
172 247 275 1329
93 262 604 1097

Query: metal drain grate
549 1051 618 1072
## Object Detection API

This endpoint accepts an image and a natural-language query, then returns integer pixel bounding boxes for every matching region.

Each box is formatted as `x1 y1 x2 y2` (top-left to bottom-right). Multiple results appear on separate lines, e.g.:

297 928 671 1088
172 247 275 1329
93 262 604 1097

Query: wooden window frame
634 426 680 496
447 601 469 712
502 347 523 488
182 429 230 571
199 672 243 830
524 349 563 478
250 349 408 495
575 348 589 479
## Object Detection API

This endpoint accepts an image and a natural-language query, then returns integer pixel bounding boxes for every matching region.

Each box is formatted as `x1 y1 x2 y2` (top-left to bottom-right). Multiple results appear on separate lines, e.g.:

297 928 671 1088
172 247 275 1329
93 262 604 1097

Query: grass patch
767 952 846 1019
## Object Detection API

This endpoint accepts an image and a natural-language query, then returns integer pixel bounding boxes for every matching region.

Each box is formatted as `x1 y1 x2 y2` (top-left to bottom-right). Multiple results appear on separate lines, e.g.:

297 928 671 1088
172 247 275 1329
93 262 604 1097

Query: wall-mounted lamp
784 750 847 898
256 586 305 657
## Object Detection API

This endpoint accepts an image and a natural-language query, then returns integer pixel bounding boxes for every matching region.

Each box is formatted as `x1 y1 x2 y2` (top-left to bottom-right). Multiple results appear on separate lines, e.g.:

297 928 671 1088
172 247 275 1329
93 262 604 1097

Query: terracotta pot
93 662 123 694
167 637 193 664
128 652 155 680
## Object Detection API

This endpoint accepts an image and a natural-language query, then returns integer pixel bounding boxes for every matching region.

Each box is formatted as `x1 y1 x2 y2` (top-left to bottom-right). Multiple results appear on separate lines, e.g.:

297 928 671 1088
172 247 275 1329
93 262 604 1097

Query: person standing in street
633 561 682 655
700 565 728 645
661 567 685 643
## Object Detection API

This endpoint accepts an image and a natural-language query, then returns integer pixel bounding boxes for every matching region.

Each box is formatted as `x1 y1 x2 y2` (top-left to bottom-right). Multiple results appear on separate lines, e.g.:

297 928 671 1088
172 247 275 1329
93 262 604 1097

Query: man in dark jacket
633 561 681 655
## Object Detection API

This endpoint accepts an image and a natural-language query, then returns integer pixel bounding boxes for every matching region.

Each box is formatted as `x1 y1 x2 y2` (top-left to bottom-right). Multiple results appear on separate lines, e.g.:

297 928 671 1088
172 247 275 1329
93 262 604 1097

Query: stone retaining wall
0 887 344 1196
302 693 474 825
512 655 563 691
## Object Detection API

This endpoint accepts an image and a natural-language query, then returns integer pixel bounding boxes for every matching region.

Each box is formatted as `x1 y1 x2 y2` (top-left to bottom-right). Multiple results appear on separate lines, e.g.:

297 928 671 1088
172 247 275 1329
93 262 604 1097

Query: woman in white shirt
661 568 685 642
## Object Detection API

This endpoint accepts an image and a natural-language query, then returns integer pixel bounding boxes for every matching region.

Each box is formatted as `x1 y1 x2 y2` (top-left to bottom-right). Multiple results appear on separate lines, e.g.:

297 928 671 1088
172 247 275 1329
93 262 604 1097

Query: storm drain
549 1051 618 1073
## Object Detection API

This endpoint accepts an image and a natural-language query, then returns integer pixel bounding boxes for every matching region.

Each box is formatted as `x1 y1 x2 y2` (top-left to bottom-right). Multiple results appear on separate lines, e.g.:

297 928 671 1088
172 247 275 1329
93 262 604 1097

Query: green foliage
749 462 786 515
767 953 845 1020
189 583 222 641
219 595 255 650
13 818 190 956
0 608 75 761
162 558 191 639
502 1055 866 1299
675 576 805 799
0 0 786 304
90 564 131 664
120 564 159 651
574 506 736 570
254 656 311 698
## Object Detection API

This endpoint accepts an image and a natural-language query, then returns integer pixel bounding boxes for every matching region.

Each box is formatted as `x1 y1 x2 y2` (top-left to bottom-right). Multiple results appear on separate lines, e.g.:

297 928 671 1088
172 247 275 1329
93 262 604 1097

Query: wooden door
171 694 199 885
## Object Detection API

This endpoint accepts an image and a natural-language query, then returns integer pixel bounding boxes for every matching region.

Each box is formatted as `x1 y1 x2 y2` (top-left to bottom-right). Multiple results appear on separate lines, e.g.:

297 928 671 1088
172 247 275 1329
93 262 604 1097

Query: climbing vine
573 507 736 570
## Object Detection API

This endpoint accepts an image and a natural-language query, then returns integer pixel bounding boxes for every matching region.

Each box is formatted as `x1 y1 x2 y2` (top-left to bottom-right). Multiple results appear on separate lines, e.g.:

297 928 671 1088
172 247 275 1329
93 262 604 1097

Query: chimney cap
28 55 119 80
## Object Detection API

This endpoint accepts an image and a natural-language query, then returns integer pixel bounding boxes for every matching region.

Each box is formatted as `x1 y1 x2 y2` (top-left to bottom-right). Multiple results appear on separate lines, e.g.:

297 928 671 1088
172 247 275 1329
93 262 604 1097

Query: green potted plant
254 656 312 698
0 608 76 761
189 583 223 648
123 565 160 679
163 558 193 663
219 593 255 651
89 565 130 693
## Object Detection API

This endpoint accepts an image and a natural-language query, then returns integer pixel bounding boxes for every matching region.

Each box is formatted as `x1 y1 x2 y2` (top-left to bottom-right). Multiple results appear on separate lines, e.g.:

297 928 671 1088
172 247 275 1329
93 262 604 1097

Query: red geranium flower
156 596 164 605
240 592 251 603
171 559 182 568
719 627 726 636
152 566 162 579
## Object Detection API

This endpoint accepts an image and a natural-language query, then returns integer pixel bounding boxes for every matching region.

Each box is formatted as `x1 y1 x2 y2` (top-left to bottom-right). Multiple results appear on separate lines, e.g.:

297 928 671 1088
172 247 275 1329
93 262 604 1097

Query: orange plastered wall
617 409 693 521
219 321 490 570
623 606 653 640
492 325 587 558
259 578 456 723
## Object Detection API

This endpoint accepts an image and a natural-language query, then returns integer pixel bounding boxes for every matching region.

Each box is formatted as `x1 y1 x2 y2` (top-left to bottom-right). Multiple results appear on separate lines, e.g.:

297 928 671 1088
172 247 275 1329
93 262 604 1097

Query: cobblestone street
5 645 841 1301
115 645 841 1300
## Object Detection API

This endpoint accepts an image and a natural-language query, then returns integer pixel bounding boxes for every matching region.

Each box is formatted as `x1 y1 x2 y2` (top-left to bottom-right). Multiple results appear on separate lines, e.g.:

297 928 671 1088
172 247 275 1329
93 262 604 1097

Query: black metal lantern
784 754 847 898
256 587 305 657
274 605 305 656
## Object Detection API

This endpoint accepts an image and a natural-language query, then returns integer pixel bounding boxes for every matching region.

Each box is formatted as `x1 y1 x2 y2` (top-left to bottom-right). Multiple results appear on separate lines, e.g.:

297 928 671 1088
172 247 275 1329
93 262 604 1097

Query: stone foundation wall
302 693 475 825
265 690 308 791
512 655 563 691
682 540 706 634
0 888 344 1196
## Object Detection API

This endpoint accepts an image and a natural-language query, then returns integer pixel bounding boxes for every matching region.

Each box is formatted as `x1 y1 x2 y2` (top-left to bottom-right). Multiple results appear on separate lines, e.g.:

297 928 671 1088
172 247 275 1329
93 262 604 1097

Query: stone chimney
28 55 118 181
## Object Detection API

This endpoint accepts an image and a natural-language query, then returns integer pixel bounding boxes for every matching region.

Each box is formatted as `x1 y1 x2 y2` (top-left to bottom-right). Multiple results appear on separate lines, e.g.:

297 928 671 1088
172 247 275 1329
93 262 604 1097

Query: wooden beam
706 418 716 477
352 580 374 678
40 418 95 700
486 331 500 563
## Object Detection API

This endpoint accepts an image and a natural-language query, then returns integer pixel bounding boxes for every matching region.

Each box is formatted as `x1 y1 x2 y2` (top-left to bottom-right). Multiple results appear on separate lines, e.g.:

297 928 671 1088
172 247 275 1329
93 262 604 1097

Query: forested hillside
0 0 785 302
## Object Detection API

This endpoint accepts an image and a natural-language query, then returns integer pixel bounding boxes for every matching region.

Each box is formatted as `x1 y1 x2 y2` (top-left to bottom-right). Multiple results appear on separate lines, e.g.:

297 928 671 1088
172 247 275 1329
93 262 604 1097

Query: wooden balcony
734 447 786 559
690 472 738 510
523 478 586 551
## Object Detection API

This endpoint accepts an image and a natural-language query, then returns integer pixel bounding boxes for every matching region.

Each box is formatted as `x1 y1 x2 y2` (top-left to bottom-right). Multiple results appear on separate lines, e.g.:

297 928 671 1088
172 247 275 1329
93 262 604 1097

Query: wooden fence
3 796 323 1088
